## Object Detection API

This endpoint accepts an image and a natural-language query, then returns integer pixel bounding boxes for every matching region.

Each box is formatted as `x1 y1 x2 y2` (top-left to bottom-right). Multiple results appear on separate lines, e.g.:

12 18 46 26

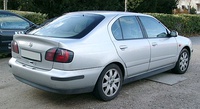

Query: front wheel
93 64 123 101
173 48 190 74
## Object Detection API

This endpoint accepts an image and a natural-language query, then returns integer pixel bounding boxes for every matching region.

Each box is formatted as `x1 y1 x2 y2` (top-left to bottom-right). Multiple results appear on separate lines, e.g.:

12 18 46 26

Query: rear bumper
9 58 103 94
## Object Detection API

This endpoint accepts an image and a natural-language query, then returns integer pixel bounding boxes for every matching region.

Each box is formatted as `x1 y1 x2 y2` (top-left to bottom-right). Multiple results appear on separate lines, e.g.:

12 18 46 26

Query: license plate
21 49 41 61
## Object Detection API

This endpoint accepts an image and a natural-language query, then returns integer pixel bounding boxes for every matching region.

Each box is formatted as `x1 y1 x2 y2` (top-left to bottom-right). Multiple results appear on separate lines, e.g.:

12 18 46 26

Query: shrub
10 10 47 25
190 7 197 14
148 13 200 36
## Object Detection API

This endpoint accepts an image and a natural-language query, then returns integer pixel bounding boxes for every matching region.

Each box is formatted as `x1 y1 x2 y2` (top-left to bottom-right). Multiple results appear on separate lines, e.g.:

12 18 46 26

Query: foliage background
0 0 178 18
128 0 178 14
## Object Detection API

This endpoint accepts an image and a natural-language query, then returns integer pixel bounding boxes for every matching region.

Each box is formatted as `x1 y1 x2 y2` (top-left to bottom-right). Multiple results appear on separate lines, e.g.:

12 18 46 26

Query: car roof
67 11 151 17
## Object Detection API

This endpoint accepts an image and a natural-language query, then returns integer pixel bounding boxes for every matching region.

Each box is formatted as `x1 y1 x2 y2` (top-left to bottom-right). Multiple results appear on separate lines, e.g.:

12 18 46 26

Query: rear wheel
93 64 122 101
173 48 190 74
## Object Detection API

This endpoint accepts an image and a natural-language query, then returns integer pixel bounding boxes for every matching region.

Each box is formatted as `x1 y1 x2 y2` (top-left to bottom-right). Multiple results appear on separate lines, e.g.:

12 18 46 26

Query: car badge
29 42 33 48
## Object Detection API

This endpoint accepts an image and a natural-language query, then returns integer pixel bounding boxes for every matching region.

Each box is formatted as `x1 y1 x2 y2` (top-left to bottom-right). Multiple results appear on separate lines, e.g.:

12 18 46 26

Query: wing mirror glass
170 30 178 37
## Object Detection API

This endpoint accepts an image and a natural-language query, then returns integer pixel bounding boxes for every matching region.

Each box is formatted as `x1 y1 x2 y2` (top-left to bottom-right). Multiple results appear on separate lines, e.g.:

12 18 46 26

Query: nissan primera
9 11 192 101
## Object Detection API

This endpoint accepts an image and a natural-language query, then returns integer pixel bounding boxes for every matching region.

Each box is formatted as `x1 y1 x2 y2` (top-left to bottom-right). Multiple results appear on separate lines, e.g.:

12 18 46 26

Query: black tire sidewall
174 49 190 74
94 64 123 101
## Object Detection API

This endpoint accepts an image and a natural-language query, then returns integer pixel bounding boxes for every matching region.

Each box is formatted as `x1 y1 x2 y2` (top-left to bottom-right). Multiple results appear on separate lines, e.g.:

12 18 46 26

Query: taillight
45 48 56 61
11 41 19 54
45 48 73 63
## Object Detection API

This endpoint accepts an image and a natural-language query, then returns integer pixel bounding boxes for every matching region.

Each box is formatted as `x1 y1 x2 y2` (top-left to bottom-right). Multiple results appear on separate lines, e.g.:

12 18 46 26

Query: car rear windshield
29 13 105 39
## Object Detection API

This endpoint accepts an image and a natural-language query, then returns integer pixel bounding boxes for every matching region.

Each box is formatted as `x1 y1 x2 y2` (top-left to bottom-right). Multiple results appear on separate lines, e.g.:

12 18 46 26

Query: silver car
9 11 192 101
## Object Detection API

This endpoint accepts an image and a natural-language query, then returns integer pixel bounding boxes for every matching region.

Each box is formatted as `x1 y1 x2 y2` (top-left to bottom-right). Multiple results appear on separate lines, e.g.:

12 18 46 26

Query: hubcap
179 52 189 72
102 69 121 97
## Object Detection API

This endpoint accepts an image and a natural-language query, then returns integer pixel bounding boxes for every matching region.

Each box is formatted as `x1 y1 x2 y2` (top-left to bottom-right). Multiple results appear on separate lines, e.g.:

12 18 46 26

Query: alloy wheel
102 69 121 97
179 51 189 72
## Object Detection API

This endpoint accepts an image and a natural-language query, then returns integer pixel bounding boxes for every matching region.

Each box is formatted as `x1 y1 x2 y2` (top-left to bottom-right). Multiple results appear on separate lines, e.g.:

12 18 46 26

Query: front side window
139 16 168 38
111 16 143 40
0 14 30 30
30 14 105 38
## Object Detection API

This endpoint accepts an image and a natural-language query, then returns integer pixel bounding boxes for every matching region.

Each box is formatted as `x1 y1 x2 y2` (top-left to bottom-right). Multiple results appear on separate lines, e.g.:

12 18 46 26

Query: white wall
177 0 200 13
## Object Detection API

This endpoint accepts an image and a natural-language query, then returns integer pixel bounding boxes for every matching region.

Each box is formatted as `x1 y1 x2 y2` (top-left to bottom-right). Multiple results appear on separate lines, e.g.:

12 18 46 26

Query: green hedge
10 10 47 25
148 13 200 36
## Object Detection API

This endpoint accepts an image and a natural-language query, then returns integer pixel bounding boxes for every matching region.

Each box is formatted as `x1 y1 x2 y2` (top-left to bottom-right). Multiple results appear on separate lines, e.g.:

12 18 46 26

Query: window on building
197 4 200 11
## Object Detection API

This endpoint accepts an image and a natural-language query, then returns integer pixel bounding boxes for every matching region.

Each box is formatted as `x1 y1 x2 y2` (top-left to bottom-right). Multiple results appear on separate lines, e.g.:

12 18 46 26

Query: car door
110 16 150 77
139 16 178 70
0 12 31 53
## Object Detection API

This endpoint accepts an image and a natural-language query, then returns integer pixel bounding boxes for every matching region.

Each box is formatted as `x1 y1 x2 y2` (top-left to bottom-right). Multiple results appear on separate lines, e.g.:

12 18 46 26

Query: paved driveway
0 37 200 109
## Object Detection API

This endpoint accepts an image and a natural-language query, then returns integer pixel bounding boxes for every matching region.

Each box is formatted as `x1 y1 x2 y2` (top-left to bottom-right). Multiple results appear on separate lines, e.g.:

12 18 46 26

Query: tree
0 0 125 18
1 0 178 18
0 0 19 9
190 7 196 14
128 0 178 14
12 0 124 18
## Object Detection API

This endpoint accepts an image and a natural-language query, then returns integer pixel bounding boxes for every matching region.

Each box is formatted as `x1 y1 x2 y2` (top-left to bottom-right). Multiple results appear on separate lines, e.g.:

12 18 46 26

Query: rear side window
119 17 143 39
31 14 105 38
111 20 123 40
0 14 30 30
139 16 168 38
111 16 143 40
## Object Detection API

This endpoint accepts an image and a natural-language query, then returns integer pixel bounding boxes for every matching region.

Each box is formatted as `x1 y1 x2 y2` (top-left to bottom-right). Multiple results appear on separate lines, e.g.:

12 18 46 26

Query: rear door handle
119 45 128 50
152 42 158 46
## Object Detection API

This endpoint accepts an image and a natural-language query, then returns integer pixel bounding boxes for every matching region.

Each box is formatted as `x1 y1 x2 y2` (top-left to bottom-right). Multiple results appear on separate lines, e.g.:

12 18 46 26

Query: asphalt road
1 37 200 109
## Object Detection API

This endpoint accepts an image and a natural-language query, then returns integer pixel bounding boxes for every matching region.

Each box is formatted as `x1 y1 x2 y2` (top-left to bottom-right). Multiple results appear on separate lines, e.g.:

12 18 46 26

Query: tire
173 48 190 74
93 64 123 101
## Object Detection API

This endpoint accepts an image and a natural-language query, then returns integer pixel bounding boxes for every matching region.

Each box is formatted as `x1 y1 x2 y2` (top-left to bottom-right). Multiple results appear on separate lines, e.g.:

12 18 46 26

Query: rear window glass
29 14 105 38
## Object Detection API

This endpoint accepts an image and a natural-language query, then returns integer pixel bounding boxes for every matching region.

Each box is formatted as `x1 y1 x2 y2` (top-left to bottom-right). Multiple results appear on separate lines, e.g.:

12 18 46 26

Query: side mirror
170 30 178 37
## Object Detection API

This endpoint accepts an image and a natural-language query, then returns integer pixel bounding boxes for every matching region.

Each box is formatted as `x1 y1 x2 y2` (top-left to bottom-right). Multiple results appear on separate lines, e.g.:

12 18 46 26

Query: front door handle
119 45 128 50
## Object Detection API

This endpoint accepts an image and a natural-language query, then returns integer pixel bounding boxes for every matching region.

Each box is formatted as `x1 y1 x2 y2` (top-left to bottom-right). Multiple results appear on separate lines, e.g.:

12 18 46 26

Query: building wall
177 0 200 14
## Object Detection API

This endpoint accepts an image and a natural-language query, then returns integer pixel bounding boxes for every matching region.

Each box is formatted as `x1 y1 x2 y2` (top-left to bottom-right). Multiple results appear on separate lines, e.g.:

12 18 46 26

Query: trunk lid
13 34 60 70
